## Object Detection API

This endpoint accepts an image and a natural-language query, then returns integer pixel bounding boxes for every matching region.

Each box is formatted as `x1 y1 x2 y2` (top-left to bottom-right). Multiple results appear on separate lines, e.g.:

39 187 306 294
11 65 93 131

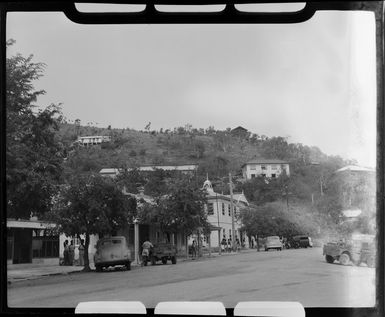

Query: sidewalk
7 249 252 283
7 263 90 283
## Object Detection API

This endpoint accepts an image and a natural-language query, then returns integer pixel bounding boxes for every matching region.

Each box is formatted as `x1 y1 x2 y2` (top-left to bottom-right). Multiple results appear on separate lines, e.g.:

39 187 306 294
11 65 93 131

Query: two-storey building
201 178 249 248
242 159 290 179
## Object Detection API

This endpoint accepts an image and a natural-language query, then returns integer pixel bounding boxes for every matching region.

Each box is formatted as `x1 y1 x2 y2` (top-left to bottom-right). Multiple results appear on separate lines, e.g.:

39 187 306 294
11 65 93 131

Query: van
292 235 312 248
94 236 132 272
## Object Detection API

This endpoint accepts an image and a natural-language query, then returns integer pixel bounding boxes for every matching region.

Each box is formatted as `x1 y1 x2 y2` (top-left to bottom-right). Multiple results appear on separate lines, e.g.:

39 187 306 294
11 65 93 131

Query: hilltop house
75 135 111 146
333 165 376 220
230 126 248 138
242 159 290 179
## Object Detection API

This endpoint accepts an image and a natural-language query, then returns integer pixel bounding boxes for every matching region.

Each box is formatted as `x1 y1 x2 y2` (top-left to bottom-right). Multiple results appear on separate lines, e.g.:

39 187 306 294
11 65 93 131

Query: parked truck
143 242 177 265
323 234 376 267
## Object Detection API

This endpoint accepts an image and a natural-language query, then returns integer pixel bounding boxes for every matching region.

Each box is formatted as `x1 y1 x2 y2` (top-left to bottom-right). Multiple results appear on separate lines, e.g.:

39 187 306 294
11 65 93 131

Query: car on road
265 236 283 251
94 236 132 272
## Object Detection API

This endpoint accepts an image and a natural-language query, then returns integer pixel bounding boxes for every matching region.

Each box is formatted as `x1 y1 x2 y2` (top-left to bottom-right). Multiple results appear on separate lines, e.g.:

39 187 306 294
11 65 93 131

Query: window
251 174 256 178
271 174 276 178
271 165 278 170
32 236 59 258
222 203 225 215
261 165 266 170
250 164 256 170
228 204 231 216
262 174 266 177
207 203 214 215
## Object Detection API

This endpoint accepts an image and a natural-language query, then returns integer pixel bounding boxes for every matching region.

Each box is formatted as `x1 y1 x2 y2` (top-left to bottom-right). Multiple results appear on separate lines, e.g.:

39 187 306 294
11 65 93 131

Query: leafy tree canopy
48 174 136 270
6 39 64 219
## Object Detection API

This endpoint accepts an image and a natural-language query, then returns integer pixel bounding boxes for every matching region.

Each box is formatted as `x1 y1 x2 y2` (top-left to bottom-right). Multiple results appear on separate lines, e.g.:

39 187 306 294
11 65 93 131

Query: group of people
63 239 85 266
221 236 242 252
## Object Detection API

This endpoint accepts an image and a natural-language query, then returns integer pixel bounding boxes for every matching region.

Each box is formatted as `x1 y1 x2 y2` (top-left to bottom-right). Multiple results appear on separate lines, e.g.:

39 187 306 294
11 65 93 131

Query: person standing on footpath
191 240 197 259
63 240 69 265
221 236 227 253
78 239 85 266
69 240 75 265
227 236 232 253
235 236 241 252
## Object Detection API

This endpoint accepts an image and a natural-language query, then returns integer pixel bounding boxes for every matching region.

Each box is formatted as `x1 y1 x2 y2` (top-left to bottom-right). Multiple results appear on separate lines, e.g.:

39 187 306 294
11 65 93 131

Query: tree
239 202 320 250
138 176 210 258
49 174 136 271
115 167 146 194
6 40 65 219
144 168 171 197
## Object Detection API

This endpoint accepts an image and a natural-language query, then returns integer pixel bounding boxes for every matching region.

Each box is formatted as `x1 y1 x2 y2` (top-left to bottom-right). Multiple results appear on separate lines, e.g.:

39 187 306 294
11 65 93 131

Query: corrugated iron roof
242 159 289 167
335 165 375 173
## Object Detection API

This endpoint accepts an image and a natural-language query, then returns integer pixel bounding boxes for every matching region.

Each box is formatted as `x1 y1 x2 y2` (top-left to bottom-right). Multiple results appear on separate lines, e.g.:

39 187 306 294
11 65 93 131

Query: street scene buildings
5 7 378 310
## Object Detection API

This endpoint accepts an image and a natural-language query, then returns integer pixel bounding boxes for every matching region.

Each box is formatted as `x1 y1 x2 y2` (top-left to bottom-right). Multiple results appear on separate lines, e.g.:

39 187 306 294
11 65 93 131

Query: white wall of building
242 163 290 179
206 198 243 248
59 234 99 264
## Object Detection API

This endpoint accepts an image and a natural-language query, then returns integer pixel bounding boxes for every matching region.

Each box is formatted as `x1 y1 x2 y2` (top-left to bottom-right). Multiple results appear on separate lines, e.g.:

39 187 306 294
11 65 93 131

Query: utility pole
216 193 221 255
229 173 235 251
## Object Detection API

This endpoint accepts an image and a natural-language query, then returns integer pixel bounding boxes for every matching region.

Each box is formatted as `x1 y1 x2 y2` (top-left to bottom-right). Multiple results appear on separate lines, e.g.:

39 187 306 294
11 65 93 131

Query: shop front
7 219 59 265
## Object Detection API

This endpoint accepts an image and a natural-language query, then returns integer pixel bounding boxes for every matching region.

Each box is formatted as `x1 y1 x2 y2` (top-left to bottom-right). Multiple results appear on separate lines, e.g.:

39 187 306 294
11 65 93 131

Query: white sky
6 10 377 167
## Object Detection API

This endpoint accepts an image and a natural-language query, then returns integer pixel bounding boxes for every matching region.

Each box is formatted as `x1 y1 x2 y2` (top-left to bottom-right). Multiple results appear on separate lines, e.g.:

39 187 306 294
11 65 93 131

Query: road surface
7 247 375 308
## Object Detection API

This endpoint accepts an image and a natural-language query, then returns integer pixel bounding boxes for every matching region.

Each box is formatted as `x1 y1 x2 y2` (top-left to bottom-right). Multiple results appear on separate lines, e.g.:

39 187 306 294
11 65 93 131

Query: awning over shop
7 219 56 230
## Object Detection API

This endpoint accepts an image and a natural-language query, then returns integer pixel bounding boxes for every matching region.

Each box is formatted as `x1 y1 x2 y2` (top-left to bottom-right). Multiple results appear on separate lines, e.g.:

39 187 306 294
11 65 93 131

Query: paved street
7 247 375 308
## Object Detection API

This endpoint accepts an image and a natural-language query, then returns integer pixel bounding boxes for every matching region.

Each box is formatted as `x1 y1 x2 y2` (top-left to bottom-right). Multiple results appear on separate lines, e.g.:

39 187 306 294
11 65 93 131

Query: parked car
291 235 312 248
265 236 283 251
94 236 132 272
323 234 375 267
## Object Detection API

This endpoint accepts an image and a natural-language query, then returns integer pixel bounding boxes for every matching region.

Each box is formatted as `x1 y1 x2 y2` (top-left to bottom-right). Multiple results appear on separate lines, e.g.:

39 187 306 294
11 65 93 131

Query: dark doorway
13 228 32 264
139 224 150 245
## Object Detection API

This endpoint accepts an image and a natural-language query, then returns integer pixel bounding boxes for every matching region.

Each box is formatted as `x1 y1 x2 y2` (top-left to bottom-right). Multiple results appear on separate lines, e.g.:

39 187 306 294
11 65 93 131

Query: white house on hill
76 135 111 146
242 159 290 179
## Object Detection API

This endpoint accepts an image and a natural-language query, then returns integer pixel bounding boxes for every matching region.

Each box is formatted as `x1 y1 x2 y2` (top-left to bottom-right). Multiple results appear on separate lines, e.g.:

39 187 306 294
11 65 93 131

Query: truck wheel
126 261 131 271
325 255 334 263
151 257 156 265
367 256 375 268
339 253 350 266
162 257 167 264
95 265 102 272
171 256 177 264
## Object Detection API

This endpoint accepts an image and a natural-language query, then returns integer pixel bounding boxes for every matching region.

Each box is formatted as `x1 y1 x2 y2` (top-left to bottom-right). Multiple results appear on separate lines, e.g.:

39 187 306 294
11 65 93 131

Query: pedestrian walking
141 237 154 266
69 240 75 265
251 236 255 249
191 240 197 259
63 240 69 265
78 239 85 266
